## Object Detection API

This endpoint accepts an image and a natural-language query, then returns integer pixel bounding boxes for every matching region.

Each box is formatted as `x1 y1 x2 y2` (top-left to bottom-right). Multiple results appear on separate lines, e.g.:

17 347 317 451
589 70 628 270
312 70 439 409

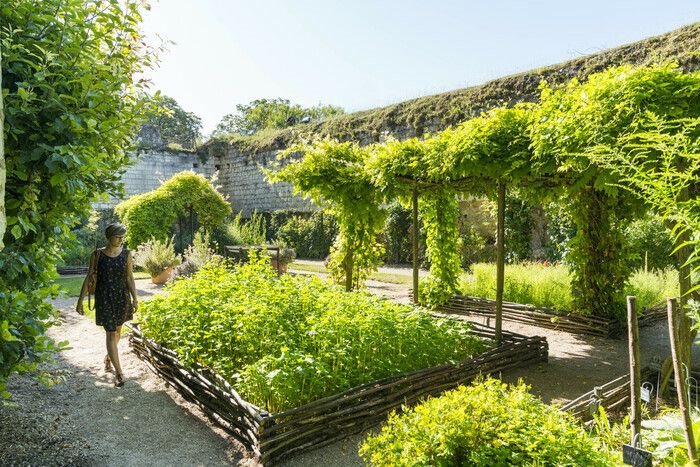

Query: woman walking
76 223 138 387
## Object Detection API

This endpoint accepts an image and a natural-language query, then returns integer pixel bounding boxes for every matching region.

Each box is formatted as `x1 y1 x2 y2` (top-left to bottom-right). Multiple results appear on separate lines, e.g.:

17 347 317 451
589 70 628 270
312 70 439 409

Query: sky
139 0 700 135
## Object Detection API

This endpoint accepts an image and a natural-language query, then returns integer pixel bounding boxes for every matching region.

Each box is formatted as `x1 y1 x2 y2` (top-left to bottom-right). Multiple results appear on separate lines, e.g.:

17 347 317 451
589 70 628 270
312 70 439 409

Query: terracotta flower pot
151 266 174 285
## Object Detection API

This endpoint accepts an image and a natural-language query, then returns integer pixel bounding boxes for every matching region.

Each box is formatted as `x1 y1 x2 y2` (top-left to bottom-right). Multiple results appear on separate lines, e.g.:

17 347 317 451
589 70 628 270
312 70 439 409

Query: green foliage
460 262 678 317
137 253 488 412
173 231 216 279
624 215 677 271
56 209 119 266
360 378 614 466
115 171 231 247
215 211 267 247
144 94 202 149
134 237 181 277
642 410 700 466
274 211 338 259
269 139 386 288
212 98 344 136
566 188 632 319
543 201 576 262
419 191 462 307
0 0 156 396
461 263 573 312
503 193 532 262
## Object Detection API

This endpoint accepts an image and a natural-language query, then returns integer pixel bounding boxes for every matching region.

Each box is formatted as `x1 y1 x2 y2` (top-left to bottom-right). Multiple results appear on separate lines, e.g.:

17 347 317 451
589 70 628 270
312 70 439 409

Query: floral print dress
94 248 133 332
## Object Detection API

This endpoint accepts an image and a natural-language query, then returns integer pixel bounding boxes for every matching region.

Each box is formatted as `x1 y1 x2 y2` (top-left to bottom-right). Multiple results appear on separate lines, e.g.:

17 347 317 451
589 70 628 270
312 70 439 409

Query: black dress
94 248 133 332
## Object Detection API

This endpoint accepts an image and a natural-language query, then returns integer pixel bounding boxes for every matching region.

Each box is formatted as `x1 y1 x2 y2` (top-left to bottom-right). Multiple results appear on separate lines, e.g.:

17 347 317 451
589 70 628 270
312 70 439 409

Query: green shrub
215 211 267 247
173 231 217 279
624 215 676 271
642 410 700 466
458 262 678 316
115 171 231 247
275 211 338 259
137 253 488 412
360 378 614 466
134 237 181 277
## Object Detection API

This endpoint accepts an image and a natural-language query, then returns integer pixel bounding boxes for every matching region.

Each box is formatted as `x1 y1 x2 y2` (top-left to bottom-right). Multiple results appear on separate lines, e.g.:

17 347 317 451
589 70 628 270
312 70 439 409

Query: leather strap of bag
88 249 102 311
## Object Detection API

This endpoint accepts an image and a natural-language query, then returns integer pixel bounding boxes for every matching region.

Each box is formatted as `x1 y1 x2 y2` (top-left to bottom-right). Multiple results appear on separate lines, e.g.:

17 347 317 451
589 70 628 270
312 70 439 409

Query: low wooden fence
436 295 667 338
129 322 548 464
56 266 89 275
562 367 656 422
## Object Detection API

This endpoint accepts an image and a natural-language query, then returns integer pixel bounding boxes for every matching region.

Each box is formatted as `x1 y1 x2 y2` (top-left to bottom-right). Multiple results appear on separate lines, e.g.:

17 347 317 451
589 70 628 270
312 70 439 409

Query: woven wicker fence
436 295 667 338
562 367 656 422
129 322 548 464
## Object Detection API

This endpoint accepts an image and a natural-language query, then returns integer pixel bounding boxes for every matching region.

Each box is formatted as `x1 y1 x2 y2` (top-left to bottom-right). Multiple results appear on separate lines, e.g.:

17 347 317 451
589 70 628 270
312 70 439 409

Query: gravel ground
0 273 689 466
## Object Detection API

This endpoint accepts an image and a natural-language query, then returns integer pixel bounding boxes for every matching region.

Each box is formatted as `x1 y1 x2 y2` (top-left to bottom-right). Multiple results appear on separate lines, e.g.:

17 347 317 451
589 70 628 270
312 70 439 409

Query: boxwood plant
360 378 615 466
137 252 488 412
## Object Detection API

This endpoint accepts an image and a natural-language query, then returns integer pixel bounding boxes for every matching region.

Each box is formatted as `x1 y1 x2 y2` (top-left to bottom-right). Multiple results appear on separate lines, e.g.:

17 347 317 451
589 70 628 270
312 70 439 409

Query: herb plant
360 378 615 466
137 252 488 412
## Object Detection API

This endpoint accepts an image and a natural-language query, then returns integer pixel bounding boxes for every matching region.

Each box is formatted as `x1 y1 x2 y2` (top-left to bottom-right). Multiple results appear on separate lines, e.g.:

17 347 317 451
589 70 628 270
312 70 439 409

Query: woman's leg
105 330 123 380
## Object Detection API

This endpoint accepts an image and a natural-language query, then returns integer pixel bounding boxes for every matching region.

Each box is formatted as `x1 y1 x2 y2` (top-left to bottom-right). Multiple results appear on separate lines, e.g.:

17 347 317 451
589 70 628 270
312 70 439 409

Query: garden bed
436 295 667 338
129 322 547 464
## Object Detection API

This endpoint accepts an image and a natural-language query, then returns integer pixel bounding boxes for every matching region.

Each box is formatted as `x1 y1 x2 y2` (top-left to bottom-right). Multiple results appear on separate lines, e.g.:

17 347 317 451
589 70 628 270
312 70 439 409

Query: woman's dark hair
105 223 127 239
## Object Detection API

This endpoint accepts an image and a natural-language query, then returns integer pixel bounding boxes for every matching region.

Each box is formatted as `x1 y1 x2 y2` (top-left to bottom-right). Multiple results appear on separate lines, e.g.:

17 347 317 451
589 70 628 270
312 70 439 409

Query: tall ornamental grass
137 253 488 412
460 263 678 314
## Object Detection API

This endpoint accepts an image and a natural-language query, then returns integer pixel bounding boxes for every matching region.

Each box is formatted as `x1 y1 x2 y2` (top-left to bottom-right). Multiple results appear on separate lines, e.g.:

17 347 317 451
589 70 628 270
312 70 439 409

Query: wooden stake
667 297 697 463
495 180 506 344
627 296 641 443
412 186 419 304
344 248 354 292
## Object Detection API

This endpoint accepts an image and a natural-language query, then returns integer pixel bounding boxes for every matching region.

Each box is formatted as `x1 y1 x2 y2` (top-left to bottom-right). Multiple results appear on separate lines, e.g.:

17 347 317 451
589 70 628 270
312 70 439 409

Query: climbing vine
269 139 386 289
418 190 462 307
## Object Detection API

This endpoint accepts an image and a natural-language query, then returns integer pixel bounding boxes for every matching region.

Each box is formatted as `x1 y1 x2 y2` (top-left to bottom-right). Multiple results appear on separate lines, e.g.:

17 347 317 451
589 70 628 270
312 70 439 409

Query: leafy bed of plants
360 378 615 466
137 253 489 412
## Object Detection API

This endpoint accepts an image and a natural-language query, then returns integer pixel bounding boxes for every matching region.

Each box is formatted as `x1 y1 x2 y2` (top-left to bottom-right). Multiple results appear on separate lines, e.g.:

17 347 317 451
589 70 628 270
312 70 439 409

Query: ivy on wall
115 171 231 247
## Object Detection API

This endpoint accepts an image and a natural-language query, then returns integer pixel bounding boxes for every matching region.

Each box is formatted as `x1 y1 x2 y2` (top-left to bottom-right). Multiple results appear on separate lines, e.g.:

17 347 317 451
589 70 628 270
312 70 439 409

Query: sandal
104 355 113 373
115 372 125 388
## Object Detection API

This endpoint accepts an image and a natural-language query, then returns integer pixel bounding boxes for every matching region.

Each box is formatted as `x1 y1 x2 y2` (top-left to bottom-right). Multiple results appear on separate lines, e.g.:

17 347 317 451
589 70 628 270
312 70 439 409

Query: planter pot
151 266 174 285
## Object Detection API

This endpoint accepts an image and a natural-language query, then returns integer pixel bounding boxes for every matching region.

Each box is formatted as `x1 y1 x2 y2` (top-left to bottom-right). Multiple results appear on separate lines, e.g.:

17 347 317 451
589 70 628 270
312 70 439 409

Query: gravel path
0 273 687 466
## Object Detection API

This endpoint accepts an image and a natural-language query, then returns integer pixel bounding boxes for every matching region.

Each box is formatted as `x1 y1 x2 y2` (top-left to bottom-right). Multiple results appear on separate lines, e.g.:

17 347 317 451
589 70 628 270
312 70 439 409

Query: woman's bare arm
75 251 96 314
127 251 138 312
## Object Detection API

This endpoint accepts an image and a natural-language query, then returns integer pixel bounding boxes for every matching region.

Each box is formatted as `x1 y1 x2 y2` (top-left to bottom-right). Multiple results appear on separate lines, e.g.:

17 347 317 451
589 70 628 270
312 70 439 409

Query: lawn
52 271 151 298
288 261 412 285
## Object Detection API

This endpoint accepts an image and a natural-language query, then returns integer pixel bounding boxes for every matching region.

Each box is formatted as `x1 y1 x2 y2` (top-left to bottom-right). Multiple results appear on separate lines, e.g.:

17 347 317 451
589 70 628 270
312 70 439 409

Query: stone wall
99 146 315 216
94 150 216 209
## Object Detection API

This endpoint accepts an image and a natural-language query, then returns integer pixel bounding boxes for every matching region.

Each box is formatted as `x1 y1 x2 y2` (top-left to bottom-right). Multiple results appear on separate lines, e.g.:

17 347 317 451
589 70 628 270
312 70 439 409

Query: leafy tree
144 94 202 149
213 98 343 136
1 0 156 398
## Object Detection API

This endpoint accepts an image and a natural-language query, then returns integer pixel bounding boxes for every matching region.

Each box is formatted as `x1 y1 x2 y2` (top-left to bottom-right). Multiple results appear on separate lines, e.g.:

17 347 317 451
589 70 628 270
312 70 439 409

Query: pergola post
496 180 506 344
412 186 419 304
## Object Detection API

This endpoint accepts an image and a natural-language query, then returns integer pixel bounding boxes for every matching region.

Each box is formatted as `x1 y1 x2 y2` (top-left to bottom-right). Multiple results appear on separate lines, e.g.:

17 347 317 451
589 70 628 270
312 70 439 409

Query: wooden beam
667 297 697 463
412 186 419 304
627 296 641 443
495 180 506 344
